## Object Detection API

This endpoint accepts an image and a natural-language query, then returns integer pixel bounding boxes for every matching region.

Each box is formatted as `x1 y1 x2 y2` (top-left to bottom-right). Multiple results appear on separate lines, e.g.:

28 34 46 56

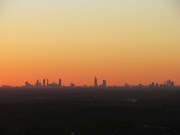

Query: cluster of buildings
137 79 174 88
0 77 175 88
25 79 62 88
94 77 107 87
23 77 107 88
148 79 174 88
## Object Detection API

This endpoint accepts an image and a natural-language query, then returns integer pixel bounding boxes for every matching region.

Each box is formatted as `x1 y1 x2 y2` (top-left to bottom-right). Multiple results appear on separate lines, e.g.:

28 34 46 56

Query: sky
0 0 180 86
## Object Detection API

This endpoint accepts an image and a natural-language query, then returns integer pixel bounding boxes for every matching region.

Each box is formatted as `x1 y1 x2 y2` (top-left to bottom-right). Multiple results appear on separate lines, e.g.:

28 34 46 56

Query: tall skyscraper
43 79 46 86
168 79 171 86
36 80 39 87
94 77 98 87
102 80 106 87
59 79 62 87
25 81 28 87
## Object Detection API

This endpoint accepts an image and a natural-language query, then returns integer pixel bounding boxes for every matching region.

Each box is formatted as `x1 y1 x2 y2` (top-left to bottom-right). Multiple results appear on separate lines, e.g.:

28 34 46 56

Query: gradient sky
0 0 180 86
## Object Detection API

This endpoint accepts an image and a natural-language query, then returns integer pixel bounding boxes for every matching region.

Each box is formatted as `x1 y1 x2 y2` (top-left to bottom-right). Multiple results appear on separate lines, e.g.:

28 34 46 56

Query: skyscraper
94 77 98 87
43 79 46 86
36 80 39 87
25 81 28 87
152 82 155 87
59 79 62 87
168 79 171 86
102 80 106 87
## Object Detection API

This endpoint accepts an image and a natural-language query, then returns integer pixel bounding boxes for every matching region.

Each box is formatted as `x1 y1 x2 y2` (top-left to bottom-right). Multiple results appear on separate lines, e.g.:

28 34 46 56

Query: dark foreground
0 87 180 135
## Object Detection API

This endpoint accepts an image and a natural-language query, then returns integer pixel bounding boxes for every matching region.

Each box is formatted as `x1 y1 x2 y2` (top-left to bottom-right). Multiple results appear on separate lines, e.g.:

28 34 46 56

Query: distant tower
25 81 28 87
168 79 171 86
71 83 75 87
94 77 98 87
43 79 46 86
59 79 62 87
36 80 39 87
152 82 155 87
156 83 159 87
171 81 174 87
102 80 106 87
47 79 49 86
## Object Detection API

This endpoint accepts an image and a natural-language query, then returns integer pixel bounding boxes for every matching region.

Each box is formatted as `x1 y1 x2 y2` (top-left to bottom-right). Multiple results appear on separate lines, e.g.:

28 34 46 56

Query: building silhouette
25 81 28 87
171 81 174 87
102 80 106 87
43 79 45 86
71 83 75 87
59 79 62 87
168 79 171 86
94 77 98 87
1 77 176 88
152 82 155 87
36 80 39 87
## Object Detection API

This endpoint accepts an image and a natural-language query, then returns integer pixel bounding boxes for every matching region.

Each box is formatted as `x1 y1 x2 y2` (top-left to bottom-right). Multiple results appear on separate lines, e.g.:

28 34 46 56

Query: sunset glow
0 0 180 86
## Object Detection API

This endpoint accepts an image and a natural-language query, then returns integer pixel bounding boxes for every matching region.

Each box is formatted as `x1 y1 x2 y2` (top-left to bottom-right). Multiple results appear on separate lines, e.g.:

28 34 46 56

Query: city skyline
0 77 175 88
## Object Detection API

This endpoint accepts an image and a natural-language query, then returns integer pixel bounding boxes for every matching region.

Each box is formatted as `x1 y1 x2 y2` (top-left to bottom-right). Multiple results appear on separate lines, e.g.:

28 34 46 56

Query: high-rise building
168 79 171 86
43 79 46 86
102 80 106 87
156 83 159 87
171 81 174 87
71 83 75 87
36 80 39 87
59 79 62 87
25 81 28 87
152 82 155 87
94 77 98 87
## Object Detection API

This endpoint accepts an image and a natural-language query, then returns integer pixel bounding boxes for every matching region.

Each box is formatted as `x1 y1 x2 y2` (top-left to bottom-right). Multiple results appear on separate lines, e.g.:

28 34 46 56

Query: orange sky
0 0 180 86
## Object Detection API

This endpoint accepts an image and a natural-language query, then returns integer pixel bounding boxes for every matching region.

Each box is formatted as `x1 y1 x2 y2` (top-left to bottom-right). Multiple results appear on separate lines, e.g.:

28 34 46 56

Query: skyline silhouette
0 77 175 88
